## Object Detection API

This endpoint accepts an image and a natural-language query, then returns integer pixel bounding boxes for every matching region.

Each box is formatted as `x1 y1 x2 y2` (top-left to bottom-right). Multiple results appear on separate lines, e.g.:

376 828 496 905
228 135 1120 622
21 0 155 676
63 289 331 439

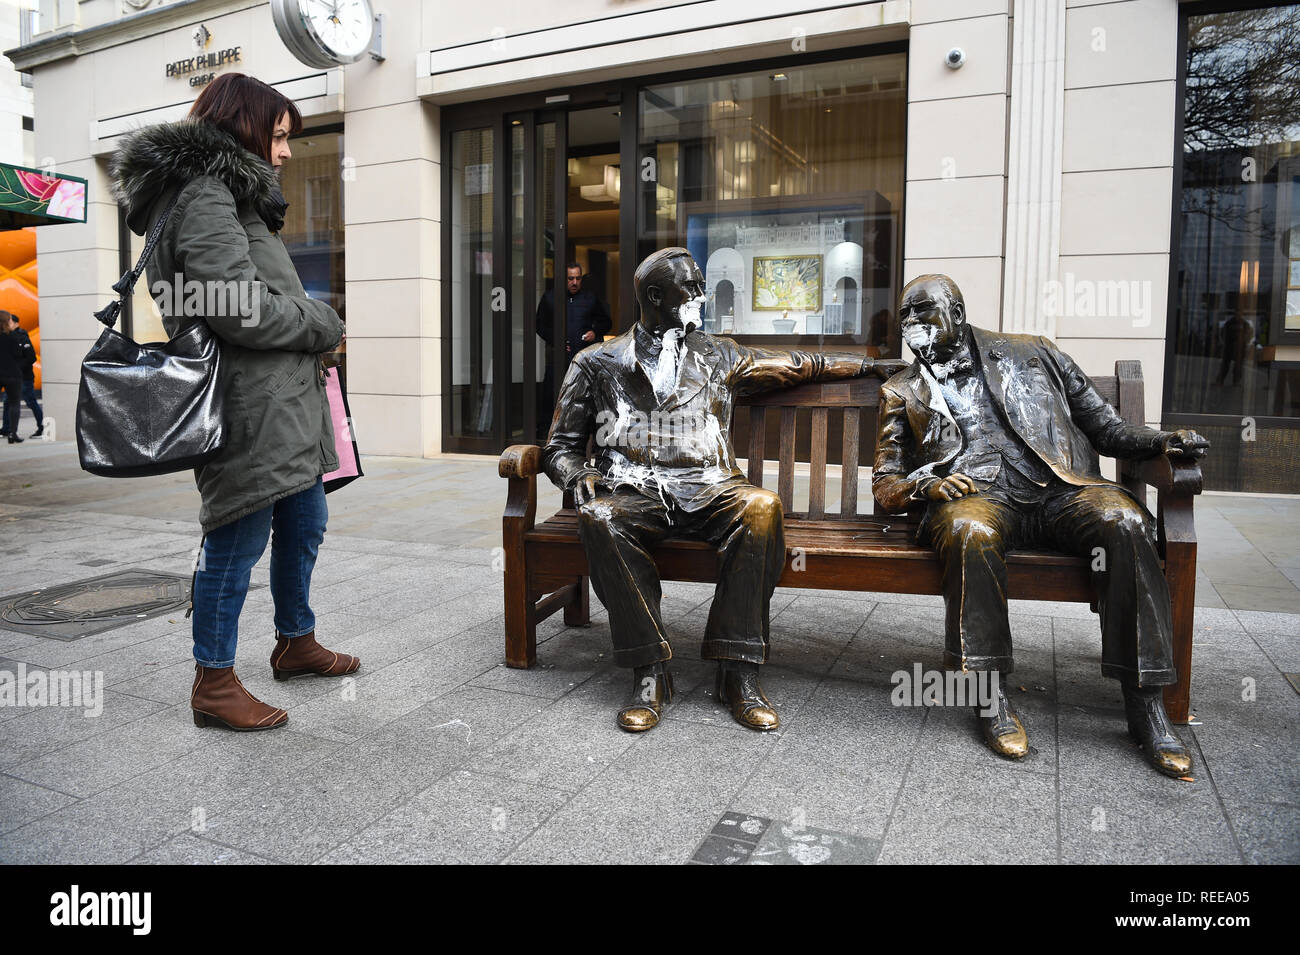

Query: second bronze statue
541 247 903 733
874 274 1209 777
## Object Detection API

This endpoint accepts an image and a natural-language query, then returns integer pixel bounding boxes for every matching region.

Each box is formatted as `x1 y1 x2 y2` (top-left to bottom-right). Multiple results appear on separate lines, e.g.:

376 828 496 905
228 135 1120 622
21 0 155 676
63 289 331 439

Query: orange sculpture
0 228 39 388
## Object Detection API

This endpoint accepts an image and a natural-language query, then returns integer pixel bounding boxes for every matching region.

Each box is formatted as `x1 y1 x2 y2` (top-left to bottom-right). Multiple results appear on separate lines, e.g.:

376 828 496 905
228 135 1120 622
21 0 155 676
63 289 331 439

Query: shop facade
7 0 1299 491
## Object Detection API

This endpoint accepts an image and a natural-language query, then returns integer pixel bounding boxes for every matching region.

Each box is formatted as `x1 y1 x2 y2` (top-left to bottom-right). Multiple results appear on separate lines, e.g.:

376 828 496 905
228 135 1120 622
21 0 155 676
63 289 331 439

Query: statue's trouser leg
575 490 675 668
1036 485 1176 686
926 495 1022 673
689 483 785 665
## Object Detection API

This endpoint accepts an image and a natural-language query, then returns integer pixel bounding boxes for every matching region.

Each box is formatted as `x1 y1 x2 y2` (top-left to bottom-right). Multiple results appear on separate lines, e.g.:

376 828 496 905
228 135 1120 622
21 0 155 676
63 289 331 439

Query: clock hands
285 0 371 60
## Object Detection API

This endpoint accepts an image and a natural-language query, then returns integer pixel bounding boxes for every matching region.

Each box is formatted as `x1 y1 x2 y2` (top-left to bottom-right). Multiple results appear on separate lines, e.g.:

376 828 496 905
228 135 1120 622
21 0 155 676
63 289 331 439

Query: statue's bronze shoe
1123 683 1192 778
617 664 673 733
976 685 1028 759
715 662 779 732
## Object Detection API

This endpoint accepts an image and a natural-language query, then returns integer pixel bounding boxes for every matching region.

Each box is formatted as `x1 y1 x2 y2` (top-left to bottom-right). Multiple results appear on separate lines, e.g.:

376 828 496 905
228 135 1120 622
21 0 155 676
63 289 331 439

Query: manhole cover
0 569 191 641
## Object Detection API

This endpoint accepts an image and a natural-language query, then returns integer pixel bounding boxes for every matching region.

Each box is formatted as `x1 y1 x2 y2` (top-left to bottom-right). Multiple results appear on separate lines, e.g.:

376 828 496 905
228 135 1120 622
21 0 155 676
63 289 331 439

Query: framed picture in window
752 255 823 312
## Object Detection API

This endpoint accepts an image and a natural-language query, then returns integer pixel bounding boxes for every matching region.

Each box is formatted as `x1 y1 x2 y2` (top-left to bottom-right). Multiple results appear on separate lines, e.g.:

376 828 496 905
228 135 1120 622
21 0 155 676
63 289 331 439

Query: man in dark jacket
537 262 612 358
873 274 1209 778
0 311 24 443
536 263 611 425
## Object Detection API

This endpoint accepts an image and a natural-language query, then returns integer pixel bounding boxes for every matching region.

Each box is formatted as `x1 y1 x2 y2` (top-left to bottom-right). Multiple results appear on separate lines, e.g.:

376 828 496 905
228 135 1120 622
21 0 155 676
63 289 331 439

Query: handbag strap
93 190 183 329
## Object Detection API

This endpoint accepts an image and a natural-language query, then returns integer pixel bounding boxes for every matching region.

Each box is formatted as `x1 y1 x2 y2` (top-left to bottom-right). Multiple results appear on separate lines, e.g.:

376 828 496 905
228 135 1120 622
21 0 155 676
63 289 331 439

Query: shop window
637 51 906 351
280 128 346 374
1169 4 1300 492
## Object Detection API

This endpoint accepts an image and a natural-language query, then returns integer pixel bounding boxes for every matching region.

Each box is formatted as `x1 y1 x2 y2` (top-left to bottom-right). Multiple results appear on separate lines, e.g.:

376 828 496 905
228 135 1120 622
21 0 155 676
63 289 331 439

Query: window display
682 200 895 344
638 51 905 350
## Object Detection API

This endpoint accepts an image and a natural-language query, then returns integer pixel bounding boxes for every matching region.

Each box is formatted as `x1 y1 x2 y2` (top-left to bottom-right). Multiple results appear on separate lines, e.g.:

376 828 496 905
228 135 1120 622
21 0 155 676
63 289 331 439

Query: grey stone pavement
0 419 1296 864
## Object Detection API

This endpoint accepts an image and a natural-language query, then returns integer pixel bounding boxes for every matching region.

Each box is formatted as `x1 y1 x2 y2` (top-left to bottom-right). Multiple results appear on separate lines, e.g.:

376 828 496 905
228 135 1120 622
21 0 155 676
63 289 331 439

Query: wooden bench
499 360 1203 722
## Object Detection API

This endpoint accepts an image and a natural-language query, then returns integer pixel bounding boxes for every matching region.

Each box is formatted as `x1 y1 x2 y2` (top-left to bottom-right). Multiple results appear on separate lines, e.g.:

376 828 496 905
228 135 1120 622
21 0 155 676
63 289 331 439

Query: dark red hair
189 73 302 163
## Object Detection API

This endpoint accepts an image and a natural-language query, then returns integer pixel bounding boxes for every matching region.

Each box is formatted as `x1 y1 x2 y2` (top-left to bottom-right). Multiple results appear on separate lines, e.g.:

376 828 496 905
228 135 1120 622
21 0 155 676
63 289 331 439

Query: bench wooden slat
533 511 913 532
533 511 916 534
808 407 828 520
744 377 881 406
1091 376 1118 408
747 405 766 487
527 511 1086 567
778 406 796 511
842 406 860 520
525 523 1093 565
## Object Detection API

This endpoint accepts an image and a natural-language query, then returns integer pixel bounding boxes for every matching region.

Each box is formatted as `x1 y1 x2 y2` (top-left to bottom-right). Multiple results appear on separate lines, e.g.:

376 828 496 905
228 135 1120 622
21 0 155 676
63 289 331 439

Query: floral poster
0 164 88 228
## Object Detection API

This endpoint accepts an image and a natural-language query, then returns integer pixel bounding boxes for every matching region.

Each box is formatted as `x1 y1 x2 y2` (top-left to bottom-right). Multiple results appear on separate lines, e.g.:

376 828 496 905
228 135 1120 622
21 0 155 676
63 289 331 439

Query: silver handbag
76 193 227 477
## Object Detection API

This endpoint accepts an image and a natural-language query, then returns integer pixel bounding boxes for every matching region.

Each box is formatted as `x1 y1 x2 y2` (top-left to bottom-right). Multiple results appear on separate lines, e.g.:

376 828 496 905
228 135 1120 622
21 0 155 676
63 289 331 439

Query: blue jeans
191 479 328 668
21 381 42 426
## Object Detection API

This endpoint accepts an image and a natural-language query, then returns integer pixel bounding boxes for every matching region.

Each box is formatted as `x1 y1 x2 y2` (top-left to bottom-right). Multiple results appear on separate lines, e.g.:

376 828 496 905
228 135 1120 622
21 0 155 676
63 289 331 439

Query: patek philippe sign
165 24 241 88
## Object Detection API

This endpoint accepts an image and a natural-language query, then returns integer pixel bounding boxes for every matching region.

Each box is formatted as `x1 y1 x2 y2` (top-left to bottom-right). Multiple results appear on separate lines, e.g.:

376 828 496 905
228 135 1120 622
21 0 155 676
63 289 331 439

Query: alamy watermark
890 663 999 717
0 664 104 717
1042 272 1153 328
50 885 151 935
151 273 261 327
595 409 713 450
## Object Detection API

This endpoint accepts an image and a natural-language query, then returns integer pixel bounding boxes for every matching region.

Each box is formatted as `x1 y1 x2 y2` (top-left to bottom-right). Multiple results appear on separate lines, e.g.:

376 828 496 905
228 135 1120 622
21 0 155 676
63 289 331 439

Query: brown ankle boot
270 630 360 681
191 665 288 731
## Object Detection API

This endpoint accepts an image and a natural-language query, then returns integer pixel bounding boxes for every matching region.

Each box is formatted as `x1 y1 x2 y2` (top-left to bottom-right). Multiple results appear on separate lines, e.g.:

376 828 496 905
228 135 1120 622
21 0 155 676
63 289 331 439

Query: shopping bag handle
94 190 182 329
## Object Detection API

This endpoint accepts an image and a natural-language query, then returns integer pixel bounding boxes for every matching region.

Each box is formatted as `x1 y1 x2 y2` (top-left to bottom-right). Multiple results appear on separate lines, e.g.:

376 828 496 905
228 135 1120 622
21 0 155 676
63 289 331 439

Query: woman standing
110 73 359 731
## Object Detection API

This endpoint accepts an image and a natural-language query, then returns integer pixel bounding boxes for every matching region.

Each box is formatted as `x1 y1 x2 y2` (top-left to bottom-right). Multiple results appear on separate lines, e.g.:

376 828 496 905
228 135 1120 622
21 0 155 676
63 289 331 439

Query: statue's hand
1161 429 1210 459
572 471 602 506
869 358 909 380
923 473 978 502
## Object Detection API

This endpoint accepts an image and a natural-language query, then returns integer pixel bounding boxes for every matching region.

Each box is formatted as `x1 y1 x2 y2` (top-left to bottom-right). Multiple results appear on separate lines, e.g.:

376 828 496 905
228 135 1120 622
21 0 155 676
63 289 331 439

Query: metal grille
0 569 191 641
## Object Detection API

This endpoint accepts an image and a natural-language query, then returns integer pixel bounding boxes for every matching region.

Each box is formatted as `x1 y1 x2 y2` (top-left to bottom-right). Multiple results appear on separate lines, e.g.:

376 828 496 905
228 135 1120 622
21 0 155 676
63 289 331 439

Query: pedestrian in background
7 312 44 437
110 73 359 732
0 310 24 444
536 262 612 430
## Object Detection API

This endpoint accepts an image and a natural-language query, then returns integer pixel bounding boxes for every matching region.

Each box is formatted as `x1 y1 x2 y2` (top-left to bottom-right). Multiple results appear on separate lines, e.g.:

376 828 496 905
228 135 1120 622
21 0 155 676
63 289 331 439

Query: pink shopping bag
322 367 363 493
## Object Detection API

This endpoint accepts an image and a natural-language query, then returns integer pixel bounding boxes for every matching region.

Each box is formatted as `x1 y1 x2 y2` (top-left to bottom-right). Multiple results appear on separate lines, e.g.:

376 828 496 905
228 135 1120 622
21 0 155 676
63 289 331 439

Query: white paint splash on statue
650 326 685 403
597 295 728 522
648 295 705 404
902 322 937 359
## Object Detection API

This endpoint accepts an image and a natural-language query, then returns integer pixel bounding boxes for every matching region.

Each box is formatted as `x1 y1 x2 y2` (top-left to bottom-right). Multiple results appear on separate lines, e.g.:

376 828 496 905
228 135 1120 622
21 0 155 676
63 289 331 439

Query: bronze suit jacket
543 325 873 512
873 326 1164 514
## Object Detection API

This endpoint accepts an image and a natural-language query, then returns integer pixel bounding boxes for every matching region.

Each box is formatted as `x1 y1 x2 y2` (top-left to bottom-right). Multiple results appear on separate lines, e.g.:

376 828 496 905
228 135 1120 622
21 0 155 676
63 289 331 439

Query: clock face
301 0 373 60
271 0 374 67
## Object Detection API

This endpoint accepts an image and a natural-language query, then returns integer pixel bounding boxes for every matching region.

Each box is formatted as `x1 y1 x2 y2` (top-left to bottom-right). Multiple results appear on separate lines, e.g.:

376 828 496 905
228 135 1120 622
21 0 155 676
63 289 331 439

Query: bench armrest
1125 455 1203 497
501 444 540 541
500 444 542 479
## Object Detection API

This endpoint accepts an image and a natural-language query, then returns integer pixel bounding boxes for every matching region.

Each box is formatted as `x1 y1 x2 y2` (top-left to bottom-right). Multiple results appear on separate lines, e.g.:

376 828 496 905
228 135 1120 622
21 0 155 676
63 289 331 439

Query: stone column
1001 0 1066 337
341 29 441 456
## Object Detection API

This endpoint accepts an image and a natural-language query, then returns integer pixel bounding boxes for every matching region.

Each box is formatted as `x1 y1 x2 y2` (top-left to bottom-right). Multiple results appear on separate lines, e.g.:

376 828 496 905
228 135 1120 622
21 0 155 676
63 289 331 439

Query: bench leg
504 561 537 669
564 575 591 626
1163 538 1196 724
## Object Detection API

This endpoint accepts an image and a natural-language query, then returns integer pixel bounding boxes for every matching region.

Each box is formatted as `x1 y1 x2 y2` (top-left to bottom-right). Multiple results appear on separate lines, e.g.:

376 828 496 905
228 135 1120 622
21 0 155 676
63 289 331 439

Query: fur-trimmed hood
110 119 287 235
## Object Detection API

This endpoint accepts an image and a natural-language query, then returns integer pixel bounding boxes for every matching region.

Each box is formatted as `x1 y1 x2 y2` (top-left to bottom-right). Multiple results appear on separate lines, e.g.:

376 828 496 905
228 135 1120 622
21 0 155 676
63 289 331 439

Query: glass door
509 112 566 446
444 124 499 452
444 111 567 452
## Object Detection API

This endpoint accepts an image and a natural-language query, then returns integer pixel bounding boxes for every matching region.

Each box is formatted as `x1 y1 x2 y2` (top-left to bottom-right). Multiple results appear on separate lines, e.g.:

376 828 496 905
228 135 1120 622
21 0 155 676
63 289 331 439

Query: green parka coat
110 119 344 532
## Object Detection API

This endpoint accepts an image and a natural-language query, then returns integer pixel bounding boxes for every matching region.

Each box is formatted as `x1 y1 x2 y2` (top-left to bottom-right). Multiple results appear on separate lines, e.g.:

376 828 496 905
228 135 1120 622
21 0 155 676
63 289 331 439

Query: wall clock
271 0 374 68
